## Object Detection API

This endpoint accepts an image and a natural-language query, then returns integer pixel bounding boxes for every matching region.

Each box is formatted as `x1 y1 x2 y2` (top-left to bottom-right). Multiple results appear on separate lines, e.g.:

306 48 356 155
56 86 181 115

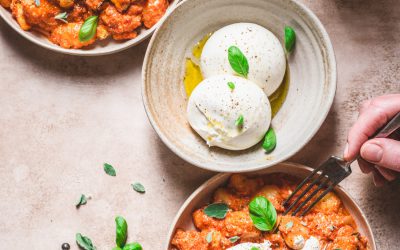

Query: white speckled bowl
0 1 178 56
142 0 337 172
165 162 376 250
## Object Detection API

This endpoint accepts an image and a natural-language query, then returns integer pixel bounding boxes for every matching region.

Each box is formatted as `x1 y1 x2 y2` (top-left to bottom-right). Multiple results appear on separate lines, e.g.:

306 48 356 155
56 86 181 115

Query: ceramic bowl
165 162 376 250
142 0 336 172
0 1 178 56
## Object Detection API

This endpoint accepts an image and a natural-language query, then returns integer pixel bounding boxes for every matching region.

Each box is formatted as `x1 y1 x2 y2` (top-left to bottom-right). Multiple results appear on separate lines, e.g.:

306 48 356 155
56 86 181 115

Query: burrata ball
187 74 271 150
201 23 286 96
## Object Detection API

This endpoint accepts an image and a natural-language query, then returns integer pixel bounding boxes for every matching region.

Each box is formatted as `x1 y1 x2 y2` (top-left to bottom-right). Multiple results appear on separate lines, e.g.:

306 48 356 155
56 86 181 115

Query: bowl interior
165 162 376 250
143 0 336 172
0 1 178 56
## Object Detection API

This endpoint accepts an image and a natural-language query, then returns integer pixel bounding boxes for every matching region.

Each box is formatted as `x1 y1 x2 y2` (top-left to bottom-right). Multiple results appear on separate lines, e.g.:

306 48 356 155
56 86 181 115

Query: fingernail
362 143 383 163
343 143 349 159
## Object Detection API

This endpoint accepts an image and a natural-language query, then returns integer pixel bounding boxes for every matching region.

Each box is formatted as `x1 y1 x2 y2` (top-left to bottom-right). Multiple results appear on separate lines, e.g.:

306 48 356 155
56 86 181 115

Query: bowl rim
0 0 179 56
142 0 337 172
164 161 377 250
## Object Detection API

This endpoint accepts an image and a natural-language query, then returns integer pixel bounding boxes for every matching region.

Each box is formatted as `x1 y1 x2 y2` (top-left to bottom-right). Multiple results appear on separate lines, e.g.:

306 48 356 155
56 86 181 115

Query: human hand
343 94 400 186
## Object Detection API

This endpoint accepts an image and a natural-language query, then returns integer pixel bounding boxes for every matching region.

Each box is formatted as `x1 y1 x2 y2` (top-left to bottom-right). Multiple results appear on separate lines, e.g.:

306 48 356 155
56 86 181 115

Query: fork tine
283 164 325 207
299 182 337 217
283 173 325 215
291 178 330 216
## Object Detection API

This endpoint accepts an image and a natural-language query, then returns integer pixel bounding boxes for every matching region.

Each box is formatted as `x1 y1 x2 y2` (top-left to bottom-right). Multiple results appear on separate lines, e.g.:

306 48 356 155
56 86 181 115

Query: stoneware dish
0 1 178 56
142 0 337 172
165 162 376 249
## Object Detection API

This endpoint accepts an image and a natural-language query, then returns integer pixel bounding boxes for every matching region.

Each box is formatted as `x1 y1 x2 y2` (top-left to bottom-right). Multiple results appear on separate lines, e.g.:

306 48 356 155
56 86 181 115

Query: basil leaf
284 26 296 53
76 194 87 208
227 82 235 90
228 46 249 78
206 231 213 243
249 196 277 231
235 115 244 127
35 0 40 6
76 233 96 250
122 243 142 250
115 216 128 248
104 163 116 176
131 183 145 193
229 236 240 243
250 247 260 250
204 203 228 219
113 248 122 250
55 12 68 23
262 127 276 153
79 16 98 42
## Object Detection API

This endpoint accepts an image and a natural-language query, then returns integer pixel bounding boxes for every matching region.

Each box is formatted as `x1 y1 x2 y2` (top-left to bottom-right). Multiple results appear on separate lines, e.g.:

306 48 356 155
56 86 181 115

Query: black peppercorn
61 243 70 250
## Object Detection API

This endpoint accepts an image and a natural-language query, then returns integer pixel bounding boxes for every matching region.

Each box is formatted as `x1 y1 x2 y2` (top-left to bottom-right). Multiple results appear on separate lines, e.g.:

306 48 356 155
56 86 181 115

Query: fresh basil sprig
262 127 277 153
104 163 116 176
249 196 277 231
204 203 229 219
131 183 145 194
76 194 87 208
229 236 240 243
228 46 249 78
122 243 142 250
227 82 235 90
284 26 296 53
76 233 96 250
235 115 244 128
113 216 143 250
115 216 128 248
55 12 68 23
79 16 98 42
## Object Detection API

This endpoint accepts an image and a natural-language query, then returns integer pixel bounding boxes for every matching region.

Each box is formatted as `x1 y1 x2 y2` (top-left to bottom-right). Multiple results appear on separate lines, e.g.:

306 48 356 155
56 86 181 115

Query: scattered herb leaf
76 233 96 250
115 216 128 248
206 231 213 243
131 183 145 194
35 0 40 7
122 242 142 250
227 82 235 90
76 194 87 208
250 247 260 250
79 16 98 42
204 203 229 219
235 115 244 127
249 196 277 231
112 248 122 250
229 236 240 243
55 12 68 23
104 163 116 176
262 127 277 153
284 26 296 53
228 46 249 78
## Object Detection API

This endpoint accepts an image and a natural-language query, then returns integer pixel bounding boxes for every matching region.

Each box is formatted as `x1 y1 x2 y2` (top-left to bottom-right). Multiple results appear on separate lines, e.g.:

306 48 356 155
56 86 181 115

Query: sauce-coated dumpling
172 174 369 250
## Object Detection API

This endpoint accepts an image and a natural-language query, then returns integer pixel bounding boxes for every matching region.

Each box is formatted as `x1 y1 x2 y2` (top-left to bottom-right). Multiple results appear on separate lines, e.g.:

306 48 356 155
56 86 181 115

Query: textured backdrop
0 0 399 249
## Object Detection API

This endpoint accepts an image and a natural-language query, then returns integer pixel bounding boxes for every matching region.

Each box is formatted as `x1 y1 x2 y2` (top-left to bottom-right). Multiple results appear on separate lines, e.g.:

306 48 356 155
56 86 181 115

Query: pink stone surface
0 0 399 249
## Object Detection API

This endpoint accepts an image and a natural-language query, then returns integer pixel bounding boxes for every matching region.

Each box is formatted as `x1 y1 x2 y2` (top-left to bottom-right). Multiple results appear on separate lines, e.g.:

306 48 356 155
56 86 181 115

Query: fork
283 112 400 217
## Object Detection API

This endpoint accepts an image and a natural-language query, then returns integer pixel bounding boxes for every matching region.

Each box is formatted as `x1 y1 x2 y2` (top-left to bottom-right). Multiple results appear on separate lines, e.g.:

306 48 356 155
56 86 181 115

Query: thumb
360 138 400 171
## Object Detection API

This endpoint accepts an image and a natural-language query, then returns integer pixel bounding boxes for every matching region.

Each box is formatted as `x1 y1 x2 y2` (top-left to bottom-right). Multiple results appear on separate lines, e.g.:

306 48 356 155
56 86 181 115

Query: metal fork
283 112 400 217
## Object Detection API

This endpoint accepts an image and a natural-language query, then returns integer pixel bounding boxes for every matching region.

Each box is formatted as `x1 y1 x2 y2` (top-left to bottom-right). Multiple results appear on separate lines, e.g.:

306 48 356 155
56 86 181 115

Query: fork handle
373 112 400 139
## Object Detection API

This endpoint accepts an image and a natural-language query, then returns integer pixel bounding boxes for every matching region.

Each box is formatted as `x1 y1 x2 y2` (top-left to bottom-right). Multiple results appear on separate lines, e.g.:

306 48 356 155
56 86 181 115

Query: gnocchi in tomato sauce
172 174 369 250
